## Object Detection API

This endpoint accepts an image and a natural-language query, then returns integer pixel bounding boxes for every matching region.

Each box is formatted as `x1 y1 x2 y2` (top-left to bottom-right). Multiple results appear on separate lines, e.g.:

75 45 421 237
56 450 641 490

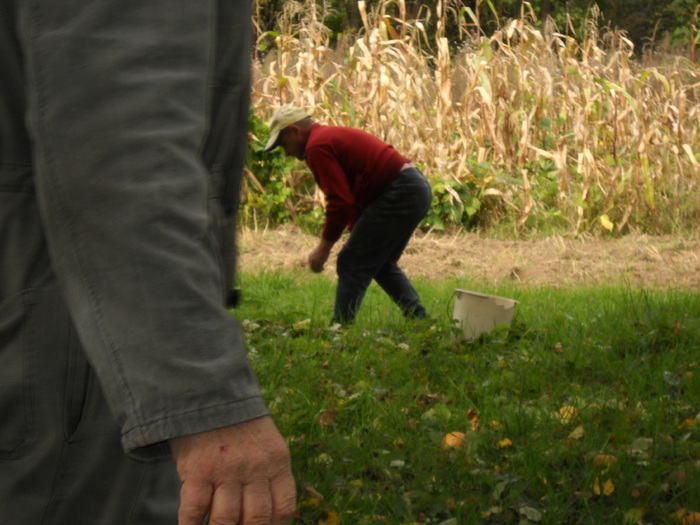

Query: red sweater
304 124 409 242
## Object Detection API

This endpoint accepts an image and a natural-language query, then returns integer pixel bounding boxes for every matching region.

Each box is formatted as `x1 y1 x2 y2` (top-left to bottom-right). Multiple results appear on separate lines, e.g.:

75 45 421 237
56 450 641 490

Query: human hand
308 240 332 273
170 416 296 525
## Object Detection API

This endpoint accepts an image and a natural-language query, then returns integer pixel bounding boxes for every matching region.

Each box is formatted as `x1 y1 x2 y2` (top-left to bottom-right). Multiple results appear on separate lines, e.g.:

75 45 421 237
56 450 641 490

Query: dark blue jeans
333 167 432 323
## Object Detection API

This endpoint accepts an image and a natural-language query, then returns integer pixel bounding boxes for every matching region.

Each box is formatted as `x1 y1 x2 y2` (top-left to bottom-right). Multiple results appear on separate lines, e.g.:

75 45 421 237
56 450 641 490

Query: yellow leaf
489 420 504 430
498 438 513 448
442 431 465 449
568 425 585 440
599 214 614 232
603 479 615 496
557 405 578 423
593 477 615 496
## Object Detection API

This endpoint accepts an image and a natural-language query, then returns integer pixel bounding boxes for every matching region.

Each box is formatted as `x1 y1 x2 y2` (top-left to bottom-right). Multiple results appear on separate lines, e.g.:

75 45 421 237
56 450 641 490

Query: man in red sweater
264 105 432 324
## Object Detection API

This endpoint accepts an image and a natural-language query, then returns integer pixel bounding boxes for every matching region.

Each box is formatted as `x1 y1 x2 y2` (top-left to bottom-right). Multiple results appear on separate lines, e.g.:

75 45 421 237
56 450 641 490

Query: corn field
248 0 700 236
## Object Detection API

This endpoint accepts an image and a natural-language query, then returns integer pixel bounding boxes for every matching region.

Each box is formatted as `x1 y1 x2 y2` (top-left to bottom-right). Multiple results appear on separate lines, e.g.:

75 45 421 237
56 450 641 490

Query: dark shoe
404 304 429 320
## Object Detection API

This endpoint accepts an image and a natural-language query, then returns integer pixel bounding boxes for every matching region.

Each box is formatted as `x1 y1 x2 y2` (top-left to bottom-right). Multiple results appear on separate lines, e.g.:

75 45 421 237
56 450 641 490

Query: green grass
233 270 700 524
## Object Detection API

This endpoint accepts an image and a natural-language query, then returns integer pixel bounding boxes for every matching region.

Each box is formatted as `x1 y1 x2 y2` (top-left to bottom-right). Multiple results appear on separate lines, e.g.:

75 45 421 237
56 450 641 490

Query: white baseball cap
263 104 310 152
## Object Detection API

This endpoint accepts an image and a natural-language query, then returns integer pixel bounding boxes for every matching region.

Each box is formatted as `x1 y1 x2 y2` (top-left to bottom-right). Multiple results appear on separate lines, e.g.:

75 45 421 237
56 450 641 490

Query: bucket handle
446 289 458 321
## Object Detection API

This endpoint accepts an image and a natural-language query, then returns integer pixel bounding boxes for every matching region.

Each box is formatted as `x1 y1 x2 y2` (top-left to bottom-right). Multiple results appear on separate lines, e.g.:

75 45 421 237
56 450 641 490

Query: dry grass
250 0 700 236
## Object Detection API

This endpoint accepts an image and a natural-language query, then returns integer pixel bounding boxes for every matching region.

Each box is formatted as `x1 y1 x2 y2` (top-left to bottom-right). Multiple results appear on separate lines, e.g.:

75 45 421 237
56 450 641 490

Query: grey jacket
0 0 266 461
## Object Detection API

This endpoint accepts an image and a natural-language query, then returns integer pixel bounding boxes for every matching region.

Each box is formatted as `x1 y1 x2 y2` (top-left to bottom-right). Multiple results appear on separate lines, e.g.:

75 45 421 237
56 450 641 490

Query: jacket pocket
63 324 91 441
0 290 36 457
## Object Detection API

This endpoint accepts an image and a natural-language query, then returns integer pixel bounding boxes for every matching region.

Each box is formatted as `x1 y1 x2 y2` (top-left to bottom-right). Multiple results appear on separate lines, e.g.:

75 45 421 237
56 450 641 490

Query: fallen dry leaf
666 470 688 486
302 485 324 501
516 505 543 522
319 410 336 426
293 318 311 331
568 425 585 440
468 408 481 431
630 437 654 457
442 431 466 449
679 418 697 430
557 405 578 423
593 477 615 496
673 509 700 525
624 508 646 524
592 454 618 468
481 506 503 518
498 438 513 449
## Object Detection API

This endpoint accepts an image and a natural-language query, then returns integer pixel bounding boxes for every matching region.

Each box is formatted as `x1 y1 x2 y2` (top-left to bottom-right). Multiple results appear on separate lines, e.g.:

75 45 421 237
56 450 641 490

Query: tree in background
254 0 699 56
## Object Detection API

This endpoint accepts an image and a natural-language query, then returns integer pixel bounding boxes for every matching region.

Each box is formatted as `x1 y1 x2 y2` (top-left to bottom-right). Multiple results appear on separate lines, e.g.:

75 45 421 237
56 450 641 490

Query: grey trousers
0 0 253 523
0 285 180 524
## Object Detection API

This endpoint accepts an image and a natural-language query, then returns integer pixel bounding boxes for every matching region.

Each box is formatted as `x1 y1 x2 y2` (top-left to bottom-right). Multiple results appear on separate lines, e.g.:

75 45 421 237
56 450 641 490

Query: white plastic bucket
452 289 518 339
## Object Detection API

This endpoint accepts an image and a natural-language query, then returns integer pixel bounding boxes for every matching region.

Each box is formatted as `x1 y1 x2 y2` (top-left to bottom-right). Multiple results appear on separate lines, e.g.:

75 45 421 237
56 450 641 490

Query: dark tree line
255 0 699 54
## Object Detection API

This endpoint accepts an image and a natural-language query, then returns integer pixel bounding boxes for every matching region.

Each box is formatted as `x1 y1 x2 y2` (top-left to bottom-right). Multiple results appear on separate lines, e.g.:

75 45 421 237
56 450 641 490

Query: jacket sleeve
26 0 267 460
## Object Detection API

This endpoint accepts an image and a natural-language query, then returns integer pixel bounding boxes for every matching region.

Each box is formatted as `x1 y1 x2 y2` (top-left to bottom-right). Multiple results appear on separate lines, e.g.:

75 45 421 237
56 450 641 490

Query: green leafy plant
242 111 305 227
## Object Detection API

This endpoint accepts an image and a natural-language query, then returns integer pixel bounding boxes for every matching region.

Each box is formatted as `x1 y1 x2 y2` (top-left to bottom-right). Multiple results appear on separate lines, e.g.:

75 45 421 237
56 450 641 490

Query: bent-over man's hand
170 416 296 525
308 239 333 273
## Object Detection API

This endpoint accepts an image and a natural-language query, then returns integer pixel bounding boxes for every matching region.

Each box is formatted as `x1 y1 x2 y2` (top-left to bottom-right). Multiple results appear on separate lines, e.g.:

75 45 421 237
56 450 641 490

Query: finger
207 481 242 525
178 480 214 525
270 467 297 525
241 478 273 524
